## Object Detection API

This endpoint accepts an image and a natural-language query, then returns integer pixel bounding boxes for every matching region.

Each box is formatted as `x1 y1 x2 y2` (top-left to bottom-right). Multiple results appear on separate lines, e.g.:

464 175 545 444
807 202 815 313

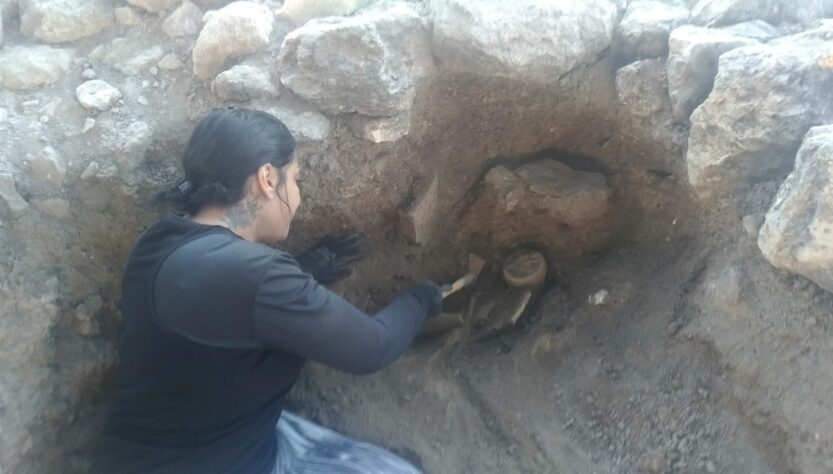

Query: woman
94 108 442 473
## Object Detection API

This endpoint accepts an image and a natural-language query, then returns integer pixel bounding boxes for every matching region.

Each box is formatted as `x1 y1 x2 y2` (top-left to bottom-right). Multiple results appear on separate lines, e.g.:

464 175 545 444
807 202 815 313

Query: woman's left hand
296 231 365 284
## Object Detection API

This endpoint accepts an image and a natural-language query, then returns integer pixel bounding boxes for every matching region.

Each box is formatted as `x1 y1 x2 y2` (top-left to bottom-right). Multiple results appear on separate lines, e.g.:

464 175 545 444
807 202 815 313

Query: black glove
296 231 365 284
406 282 444 318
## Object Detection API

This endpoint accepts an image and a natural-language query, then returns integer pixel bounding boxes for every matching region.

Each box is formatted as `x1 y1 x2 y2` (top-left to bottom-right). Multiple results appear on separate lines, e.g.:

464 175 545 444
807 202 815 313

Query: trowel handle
441 273 476 299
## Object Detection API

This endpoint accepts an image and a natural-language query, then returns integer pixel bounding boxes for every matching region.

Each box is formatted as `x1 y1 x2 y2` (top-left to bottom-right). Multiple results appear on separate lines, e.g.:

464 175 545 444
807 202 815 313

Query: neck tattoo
223 198 261 231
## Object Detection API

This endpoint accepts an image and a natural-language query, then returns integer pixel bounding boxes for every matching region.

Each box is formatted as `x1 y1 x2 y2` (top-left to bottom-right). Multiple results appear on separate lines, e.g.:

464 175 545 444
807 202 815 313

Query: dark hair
156 108 296 215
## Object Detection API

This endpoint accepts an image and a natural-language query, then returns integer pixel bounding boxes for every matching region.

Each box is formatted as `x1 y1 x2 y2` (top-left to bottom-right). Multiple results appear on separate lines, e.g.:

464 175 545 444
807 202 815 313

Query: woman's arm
252 252 440 374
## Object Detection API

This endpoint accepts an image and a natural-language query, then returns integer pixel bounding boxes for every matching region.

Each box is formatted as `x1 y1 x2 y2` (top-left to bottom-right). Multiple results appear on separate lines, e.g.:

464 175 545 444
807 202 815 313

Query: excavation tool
441 254 487 298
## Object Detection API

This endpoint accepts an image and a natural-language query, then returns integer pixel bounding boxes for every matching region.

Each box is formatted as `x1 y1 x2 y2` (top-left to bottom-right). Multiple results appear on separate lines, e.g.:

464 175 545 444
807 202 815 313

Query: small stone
400 176 438 245
162 0 203 39
0 45 73 91
76 80 123 111
192 1 274 79
0 107 8 123
81 68 96 80
111 107 121 114
589 289 610 306
28 146 65 186
742 213 765 238
82 118 96 133
211 64 278 102
141 80 151 88
34 198 69 218
157 53 184 70
152 81 160 88
104 121 153 172
20 0 113 43
637 449 667 473
706 460 716 473
128 0 180 13
137 96 149 106
0 173 29 218
115 6 142 26
352 114 411 144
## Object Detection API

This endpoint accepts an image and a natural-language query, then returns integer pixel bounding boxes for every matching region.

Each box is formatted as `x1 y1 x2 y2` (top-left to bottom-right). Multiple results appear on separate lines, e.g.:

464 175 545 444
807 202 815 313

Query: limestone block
617 59 670 121
192 1 274 79
693 0 764 25
278 2 432 116
428 0 618 82
128 0 181 13
618 1 690 59
212 65 278 102
0 46 73 91
76 80 123 111
279 0 373 25
263 106 331 142
686 24 833 201
719 20 780 42
0 173 28 217
759 126 833 292
20 0 113 43
162 0 203 39
157 53 184 71
461 159 612 256
114 6 142 26
103 40 165 76
667 25 758 123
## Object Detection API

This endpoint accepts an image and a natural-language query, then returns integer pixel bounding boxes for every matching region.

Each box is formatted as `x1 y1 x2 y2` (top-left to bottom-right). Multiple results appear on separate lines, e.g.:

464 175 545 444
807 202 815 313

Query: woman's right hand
407 282 443 318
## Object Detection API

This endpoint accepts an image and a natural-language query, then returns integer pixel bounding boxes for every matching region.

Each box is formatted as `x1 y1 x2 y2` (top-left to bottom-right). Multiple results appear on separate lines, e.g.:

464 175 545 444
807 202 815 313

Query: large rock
212 65 278 102
162 0 203 39
616 58 679 160
686 25 833 201
759 126 833 292
692 0 770 25
692 0 826 26
192 1 274 79
102 39 165 76
128 0 181 13
279 0 373 25
278 2 432 116
76 80 123 111
719 20 780 42
20 0 113 43
667 25 758 123
618 1 690 59
0 45 73 91
460 159 613 257
428 0 618 82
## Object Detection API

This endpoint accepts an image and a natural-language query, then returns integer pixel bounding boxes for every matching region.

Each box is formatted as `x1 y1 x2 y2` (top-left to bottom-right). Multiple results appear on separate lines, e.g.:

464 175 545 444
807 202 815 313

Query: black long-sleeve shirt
94 213 430 473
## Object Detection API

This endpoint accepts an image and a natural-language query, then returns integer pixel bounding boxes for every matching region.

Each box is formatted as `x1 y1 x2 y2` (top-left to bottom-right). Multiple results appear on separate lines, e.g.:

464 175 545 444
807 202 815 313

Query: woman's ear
254 164 277 199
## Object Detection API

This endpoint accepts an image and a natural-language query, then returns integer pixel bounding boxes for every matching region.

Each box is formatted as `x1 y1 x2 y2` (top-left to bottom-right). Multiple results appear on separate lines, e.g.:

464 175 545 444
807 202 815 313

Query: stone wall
0 0 831 472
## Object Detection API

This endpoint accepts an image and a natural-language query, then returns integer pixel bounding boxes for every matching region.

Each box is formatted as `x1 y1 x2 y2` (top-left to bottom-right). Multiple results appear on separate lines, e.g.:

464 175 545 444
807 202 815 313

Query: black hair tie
175 178 193 197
